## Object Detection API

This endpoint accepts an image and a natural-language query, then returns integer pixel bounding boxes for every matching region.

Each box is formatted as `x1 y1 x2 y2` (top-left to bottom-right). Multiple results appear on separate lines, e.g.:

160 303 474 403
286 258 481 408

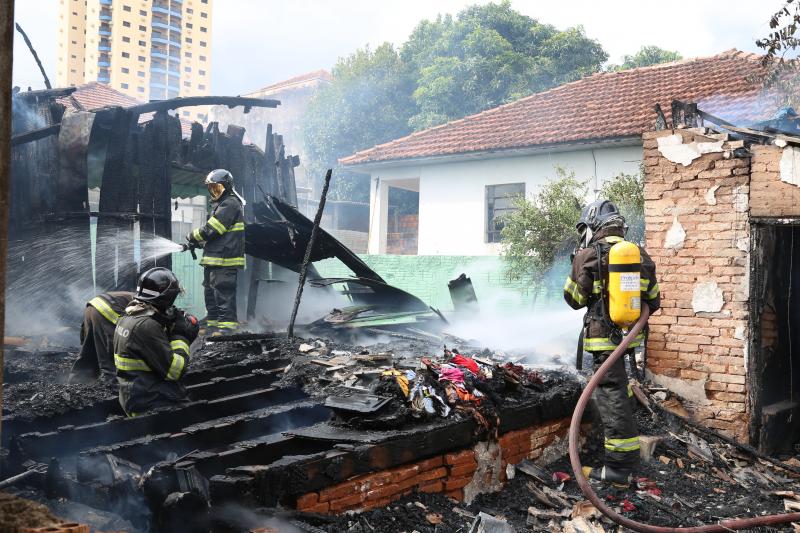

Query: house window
139 25 146 31
137 86 145 92
186 22 193 28
121 67 129 73
200 26 207 32
185 37 192 43
183 111 190 117
199 69 205 75
201 11 208 18
140 9 146 16
187 7 193 14
121 83 129 89
185 51 192 58
123 21 130 27
198 84 205 90
485 183 525 243
184 66 191 72
137 71 144 77
123 5 131 11
139 40 146 46
199 55 206 61
122 36 130 42
122 51 130 58
200 41 206 47
138 55 145 61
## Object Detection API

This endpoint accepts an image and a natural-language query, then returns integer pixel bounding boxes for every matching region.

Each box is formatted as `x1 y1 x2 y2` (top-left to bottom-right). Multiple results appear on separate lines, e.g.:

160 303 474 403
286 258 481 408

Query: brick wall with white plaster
643 129 751 440
643 129 800 441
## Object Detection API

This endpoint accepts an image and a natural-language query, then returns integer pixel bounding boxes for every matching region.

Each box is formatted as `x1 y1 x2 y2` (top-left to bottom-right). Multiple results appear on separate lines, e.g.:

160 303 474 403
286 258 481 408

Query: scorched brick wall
294 418 574 514
643 129 751 440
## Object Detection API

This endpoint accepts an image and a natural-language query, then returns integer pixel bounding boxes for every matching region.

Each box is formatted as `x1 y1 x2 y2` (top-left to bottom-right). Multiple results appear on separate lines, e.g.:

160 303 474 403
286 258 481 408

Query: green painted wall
315 255 540 312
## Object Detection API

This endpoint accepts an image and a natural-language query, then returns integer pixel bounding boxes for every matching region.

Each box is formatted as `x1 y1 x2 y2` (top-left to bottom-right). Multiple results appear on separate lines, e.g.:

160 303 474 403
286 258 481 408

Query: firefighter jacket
113 301 191 416
87 291 135 325
564 226 660 353
189 192 245 268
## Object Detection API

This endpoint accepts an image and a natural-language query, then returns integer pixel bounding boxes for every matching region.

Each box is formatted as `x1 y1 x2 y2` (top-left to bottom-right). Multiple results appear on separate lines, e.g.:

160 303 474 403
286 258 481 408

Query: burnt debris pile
1 332 580 531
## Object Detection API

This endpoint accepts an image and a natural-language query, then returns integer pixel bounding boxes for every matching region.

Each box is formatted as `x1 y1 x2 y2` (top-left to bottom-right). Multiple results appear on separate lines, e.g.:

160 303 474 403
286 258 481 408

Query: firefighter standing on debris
185 169 245 335
68 291 136 384
564 200 660 486
113 268 199 416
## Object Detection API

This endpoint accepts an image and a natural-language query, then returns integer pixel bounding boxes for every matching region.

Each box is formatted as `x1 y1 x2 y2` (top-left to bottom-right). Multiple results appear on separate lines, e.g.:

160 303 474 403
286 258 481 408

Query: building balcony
151 52 169 60
98 76 110 83
98 46 111 51
99 30 111 36
98 61 111 67
99 14 112 21
99 0 112 4
151 67 167 74
152 7 181 17
152 22 181 32
151 37 181 47
150 82 166 89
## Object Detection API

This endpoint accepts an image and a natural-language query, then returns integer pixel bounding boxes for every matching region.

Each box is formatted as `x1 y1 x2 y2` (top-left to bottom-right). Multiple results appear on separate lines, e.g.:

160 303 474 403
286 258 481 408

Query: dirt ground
0 491 62 531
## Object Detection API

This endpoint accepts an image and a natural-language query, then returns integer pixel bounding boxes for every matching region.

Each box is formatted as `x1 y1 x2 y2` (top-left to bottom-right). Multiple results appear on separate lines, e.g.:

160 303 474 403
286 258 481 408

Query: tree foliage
303 44 415 202
601 169 645 245
303 2 609 201
607 46 682 71
755 0 800 106
403 2 608 129
500 169 586 289
500 169 646 294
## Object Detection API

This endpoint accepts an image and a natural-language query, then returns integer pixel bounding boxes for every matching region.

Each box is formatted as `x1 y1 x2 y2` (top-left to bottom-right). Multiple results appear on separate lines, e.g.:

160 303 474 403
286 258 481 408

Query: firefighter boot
582 465 631 488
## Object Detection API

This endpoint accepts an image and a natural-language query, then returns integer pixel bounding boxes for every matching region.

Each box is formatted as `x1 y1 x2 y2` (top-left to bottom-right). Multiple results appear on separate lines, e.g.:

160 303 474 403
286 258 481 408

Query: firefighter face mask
208 183 225 200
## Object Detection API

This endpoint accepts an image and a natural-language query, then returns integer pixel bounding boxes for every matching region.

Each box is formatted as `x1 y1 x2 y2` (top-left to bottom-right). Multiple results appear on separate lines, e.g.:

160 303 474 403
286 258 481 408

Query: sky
11 0 788 95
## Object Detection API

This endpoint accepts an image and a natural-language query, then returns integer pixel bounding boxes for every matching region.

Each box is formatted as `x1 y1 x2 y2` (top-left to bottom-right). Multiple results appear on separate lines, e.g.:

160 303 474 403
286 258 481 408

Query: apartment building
57 0 212 122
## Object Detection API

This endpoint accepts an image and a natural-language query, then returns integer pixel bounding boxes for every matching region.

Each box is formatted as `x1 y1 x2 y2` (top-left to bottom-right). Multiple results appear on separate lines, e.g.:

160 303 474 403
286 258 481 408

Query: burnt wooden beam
121 96 280 117
10 123 60 146
0 0 13 444
14 23 51 89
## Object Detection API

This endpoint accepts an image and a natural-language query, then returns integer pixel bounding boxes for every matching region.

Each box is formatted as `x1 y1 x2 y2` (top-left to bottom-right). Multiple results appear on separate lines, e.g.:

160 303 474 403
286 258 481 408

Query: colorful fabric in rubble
438 365 465 384
381 369 410 397
451 354 479 373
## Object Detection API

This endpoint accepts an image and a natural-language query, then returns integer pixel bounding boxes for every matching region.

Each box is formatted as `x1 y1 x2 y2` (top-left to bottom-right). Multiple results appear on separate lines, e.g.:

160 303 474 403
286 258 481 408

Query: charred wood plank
78 400 328 472
123 96 280 117
11 387 298 462
10 124 60 146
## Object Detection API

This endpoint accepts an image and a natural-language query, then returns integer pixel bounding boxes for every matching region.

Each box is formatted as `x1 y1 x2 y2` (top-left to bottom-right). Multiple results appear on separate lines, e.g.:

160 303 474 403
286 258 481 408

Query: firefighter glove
172 312 200 343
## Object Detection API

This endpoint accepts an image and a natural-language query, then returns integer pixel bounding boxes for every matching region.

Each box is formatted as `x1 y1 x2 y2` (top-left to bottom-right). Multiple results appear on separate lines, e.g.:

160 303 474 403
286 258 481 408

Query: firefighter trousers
203 267 238 330
592 350 640 472
69 306 117 383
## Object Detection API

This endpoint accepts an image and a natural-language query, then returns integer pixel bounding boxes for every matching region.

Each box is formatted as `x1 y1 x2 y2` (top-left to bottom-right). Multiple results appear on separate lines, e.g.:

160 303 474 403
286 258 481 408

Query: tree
606 46 682 71
755 0 800 107
499 169 646 298
403 2 608 130
500 169 586 292
601 169 645 245
303 44 416 202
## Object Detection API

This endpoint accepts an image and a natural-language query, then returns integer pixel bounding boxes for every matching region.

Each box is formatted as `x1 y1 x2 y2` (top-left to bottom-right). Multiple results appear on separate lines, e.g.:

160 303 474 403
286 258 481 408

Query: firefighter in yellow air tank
564 200 660 486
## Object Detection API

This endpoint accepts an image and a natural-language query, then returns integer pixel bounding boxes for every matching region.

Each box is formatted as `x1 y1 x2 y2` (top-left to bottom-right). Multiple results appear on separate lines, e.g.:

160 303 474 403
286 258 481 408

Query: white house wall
368 144 643 256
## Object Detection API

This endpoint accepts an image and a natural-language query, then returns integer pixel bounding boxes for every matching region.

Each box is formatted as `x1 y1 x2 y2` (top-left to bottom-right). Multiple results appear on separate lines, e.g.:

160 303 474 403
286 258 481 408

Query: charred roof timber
11 94 280 147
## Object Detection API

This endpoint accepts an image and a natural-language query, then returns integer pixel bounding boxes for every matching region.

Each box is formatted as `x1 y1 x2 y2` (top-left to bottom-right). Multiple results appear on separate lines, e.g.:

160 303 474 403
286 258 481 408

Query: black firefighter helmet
136 267 181 310
576 199 625 233
205 168 233 200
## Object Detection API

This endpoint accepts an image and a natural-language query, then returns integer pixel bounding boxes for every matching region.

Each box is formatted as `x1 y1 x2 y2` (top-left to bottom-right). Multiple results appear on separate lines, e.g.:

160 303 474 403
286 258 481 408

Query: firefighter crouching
69 291 135 384
185 169 245 335
564 199 660 486
114 268 199 416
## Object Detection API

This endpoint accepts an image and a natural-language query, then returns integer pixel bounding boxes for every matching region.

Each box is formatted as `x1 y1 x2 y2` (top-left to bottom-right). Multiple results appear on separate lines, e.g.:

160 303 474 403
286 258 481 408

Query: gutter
341 135 641 172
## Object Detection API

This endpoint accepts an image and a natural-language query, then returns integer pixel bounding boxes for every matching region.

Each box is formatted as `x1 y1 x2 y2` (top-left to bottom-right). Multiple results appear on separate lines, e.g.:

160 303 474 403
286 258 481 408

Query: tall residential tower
57 0 212 121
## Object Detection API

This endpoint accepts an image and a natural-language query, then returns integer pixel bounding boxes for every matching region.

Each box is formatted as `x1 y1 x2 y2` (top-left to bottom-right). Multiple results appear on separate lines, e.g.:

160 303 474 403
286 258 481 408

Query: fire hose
568 305 800 532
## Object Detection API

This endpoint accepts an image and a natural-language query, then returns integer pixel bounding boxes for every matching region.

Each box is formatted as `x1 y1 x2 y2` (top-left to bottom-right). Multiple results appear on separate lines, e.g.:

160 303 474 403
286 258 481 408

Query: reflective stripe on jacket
88 291 135 325
189 193 245 269
113 311 190 414
564 227 660 353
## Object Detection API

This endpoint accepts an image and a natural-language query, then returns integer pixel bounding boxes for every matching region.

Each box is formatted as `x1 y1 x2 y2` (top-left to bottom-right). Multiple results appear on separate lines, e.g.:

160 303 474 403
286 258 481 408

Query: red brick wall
643 130 750 440
750 145 800 218
294 418 572 514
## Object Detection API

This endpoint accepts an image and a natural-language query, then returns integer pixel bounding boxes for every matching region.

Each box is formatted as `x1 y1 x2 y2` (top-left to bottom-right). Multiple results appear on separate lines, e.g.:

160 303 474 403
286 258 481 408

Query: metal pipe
568 305 800 532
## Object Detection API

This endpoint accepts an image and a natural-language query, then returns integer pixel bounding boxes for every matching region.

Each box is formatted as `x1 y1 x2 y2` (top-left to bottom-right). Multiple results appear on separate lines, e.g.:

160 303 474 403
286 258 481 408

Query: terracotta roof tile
341 49 774 166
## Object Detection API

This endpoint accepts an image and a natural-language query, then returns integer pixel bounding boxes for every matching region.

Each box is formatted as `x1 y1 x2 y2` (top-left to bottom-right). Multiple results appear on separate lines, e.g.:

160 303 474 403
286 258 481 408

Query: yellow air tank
608 241 641 327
